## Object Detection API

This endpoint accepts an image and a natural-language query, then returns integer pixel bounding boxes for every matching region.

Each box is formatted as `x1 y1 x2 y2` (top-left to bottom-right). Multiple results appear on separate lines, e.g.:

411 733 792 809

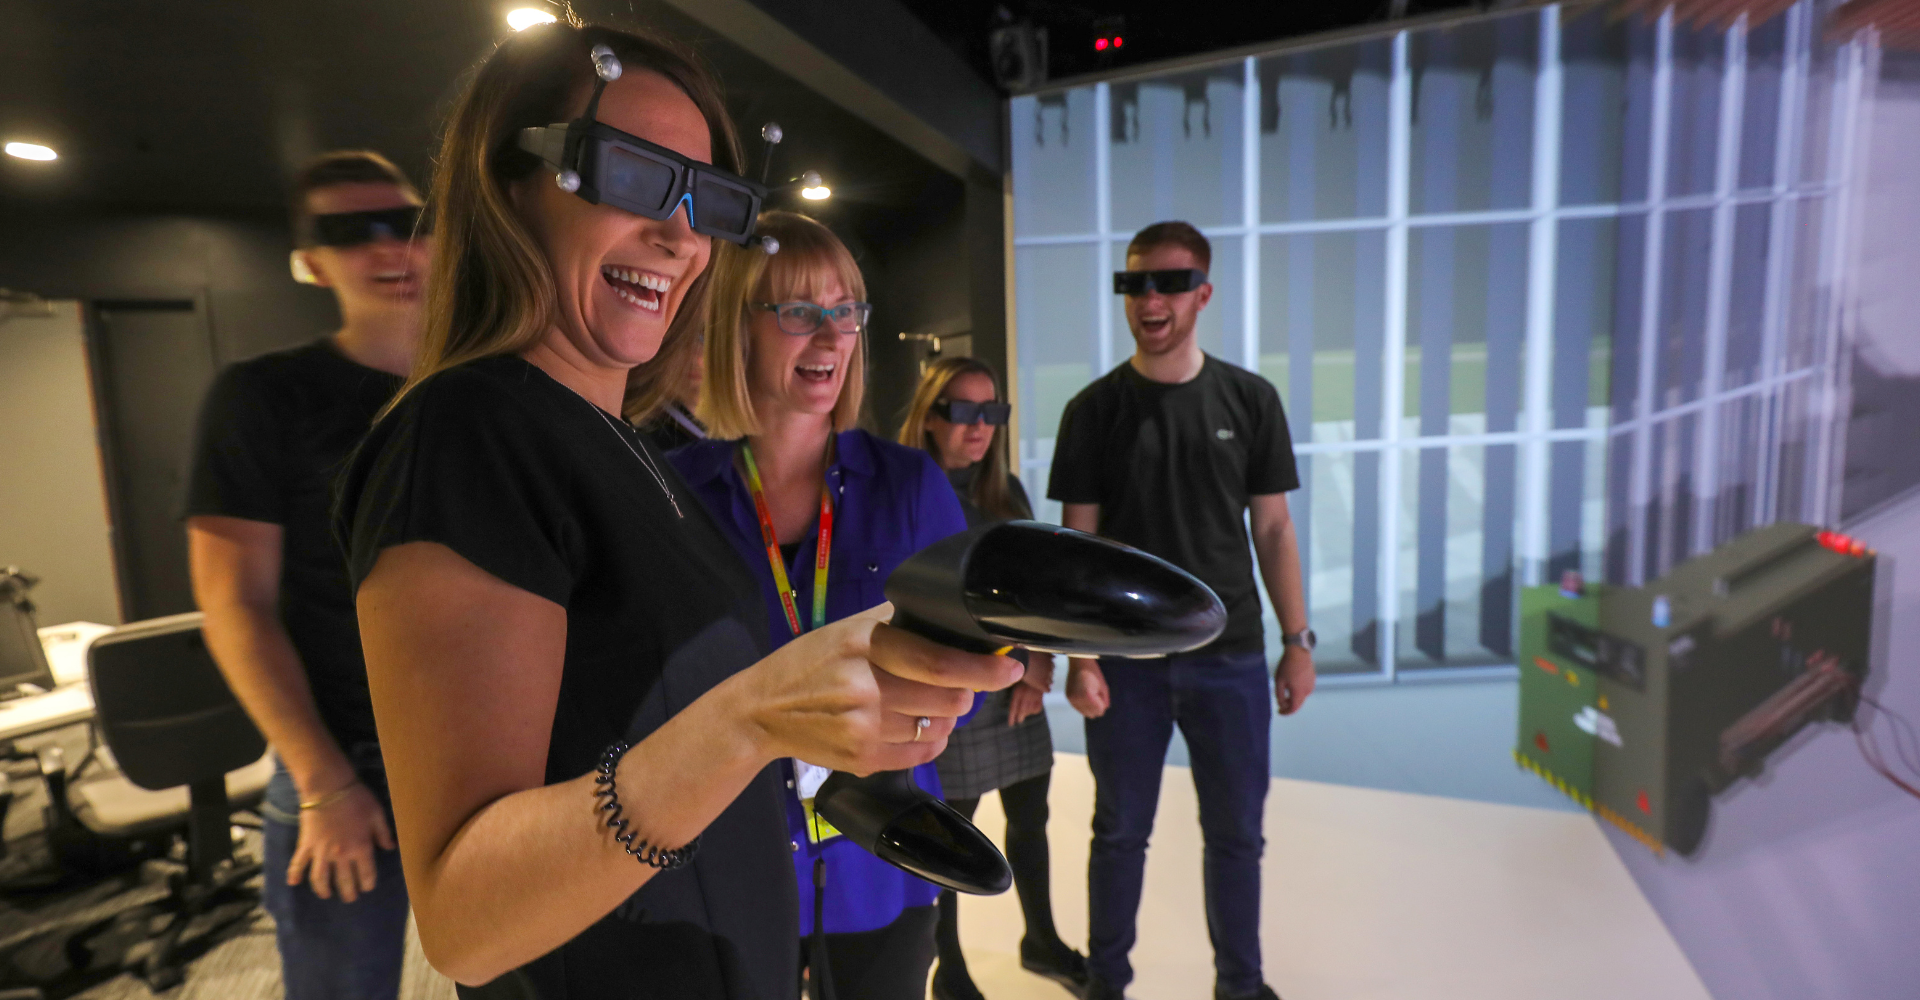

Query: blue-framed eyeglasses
752 301 872 336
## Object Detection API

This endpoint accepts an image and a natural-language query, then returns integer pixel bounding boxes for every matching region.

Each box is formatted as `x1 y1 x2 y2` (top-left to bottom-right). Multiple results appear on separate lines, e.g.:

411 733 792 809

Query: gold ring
914 716 931 742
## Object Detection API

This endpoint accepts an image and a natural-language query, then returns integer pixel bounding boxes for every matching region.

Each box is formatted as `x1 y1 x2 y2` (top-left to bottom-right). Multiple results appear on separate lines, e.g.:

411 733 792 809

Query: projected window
1010 2 1866 680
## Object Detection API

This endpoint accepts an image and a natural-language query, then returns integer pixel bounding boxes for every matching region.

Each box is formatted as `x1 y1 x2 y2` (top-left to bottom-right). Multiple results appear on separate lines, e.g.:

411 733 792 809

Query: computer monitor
0 571 58 696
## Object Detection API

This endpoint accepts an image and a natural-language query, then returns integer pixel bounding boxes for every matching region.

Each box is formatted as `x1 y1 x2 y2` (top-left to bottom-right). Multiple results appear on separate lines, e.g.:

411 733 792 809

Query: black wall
0 209 341 365
4 0 1010 434
0 185 1003 435
2 0 1008 628
826 174 970 435
0 209 341 616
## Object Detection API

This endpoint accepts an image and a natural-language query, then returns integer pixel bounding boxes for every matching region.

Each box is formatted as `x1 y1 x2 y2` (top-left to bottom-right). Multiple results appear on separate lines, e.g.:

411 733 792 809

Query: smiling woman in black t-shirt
334 24 1017 1000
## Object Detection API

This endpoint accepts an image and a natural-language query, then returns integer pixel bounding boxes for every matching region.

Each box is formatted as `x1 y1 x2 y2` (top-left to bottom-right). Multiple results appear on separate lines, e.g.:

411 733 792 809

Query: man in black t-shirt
1048 221 1316 1000
185 151 426 1000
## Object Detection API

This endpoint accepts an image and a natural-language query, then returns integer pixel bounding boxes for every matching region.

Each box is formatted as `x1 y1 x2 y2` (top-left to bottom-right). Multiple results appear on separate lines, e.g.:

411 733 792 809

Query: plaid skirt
935 686 1054 801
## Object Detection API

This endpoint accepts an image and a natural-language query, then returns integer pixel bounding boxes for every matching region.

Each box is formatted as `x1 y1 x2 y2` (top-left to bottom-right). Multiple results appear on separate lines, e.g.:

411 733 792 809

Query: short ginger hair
288 150 419 247
1126 220 1211 271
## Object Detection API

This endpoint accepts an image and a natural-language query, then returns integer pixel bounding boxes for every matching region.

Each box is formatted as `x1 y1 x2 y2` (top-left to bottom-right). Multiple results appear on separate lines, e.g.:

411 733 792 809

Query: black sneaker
931 964 987 1000
1019 936 1091 997
1214 985 1281 1000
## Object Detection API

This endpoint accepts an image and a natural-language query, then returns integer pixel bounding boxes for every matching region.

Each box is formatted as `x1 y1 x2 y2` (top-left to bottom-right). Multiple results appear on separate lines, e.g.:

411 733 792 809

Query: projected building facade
1009 2 1872 680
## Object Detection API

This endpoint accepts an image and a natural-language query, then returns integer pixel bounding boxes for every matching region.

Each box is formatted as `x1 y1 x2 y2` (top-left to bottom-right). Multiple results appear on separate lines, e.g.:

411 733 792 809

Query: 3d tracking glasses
931 399 1012 426
516 47 767 246
1112 268 1209 296
306 207 427 248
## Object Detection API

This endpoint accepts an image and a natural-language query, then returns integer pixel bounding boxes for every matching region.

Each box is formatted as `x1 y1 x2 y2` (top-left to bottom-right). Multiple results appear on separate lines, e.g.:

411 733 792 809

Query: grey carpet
0 723 456 999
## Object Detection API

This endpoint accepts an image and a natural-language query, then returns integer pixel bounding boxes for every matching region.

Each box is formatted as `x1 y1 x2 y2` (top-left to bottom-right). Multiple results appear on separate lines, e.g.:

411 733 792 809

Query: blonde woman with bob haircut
900 357 1089 1000
692 211 867 440
334 22 1018 1000
668 211 977 999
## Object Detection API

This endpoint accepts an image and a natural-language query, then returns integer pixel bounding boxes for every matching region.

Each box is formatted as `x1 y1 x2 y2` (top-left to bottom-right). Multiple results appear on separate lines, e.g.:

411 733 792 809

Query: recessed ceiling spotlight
5 142 56 161
507 7 557 30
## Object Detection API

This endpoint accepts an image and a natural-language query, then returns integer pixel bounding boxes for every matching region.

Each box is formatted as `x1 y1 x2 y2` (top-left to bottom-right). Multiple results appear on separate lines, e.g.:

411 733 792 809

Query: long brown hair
899 357 1029 521
697 211 869 439
389 17 744 422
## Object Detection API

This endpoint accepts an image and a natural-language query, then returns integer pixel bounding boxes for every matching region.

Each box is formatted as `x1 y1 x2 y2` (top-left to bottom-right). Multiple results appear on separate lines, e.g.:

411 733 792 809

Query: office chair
0 568 52 867
37 612 272 990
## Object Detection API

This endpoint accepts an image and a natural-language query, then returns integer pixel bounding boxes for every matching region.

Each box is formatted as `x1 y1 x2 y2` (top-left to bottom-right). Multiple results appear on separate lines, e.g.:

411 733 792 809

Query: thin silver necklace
567 387 684 519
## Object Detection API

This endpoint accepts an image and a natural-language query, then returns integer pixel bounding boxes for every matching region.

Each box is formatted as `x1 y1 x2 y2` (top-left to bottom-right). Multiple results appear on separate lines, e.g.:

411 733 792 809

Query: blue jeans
1084 650 1271 996
263 751 410 1000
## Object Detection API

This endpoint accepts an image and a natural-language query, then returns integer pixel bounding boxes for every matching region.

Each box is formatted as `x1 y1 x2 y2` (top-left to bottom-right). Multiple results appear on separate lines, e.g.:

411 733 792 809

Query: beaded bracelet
593 742 700 870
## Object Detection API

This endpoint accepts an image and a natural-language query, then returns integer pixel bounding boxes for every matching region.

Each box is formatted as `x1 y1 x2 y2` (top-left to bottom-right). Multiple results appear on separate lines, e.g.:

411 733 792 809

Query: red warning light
1815 530 1869 557
1095 37 1109 50
1635 789 1651 814
1114 36 1124 48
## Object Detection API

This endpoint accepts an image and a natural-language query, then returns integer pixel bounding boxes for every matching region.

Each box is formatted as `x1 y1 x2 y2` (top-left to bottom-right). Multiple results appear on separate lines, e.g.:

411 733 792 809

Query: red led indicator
1816 530 1868 557
1114 36 1124 48
1095 37 1109 50
1635 789 1651 814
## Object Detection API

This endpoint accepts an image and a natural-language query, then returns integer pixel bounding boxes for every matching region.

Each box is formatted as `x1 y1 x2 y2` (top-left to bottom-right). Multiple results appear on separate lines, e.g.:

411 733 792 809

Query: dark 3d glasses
1112 268 1209 296
931 399 1011 426
518 121 764 244
308 207 426 248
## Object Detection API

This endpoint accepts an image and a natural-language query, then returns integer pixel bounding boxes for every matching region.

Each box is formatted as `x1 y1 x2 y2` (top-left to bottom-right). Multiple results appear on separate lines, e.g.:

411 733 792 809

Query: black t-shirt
946 464 1033 530
334 356 795 1000
184 338 403 752
1047 355 1300 655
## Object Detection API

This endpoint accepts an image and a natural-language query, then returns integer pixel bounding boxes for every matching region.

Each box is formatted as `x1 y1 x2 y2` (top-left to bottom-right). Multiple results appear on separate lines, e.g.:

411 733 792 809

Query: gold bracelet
299 783 360 812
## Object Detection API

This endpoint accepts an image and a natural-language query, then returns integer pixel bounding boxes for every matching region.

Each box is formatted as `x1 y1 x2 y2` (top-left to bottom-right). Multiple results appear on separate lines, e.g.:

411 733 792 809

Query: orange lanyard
739 441 833 638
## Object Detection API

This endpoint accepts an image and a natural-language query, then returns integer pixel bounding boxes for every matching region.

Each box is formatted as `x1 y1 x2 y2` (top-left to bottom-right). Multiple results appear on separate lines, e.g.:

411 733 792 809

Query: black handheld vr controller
810 520 1226 895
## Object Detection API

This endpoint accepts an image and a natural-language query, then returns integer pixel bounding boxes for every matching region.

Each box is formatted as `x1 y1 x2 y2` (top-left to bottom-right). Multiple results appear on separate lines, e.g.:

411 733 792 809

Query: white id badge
793 759 844 844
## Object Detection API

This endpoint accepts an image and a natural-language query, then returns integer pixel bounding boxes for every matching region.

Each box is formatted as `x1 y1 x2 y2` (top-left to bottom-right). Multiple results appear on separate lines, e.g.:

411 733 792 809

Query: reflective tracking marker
516 45 769 247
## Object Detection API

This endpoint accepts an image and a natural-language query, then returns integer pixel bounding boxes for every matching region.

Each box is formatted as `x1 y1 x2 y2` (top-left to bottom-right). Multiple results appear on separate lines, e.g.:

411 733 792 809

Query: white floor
957 753 1712 1000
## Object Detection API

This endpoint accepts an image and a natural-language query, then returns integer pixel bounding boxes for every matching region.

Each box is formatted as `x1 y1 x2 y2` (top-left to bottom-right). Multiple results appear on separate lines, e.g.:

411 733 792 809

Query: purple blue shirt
670 428 972 935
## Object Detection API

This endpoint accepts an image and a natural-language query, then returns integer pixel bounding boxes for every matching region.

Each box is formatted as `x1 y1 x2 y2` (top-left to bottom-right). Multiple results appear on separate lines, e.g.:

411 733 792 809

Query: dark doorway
90 298 217 621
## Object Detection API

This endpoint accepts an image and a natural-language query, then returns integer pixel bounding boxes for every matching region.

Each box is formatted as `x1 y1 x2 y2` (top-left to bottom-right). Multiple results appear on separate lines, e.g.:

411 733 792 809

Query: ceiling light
507 8 557 30
800 169 830 201
5 142 56 161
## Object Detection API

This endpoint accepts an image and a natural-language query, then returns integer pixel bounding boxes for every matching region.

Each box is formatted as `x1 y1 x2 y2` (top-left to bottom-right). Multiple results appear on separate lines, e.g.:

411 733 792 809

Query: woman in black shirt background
899 358 1088 1000
336 22 1016 1000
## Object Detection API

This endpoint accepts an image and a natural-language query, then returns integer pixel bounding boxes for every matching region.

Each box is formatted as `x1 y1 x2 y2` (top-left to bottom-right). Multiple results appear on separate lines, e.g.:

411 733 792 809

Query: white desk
35 622 114 688
0 621 111 744
0 684 93 743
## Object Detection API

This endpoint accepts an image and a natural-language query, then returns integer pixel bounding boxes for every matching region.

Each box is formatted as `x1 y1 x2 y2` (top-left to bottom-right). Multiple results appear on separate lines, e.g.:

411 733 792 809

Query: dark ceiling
0 0 952 218
896 0 1482 85
0 0 1496 219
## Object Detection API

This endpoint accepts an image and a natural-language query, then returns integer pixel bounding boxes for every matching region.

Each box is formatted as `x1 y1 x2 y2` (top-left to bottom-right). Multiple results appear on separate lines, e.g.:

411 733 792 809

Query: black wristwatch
1282 628 1317 652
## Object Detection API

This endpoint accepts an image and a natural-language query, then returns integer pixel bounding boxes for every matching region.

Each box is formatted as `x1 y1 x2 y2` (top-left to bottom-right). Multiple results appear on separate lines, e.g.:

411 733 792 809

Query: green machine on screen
1516 523 1876 856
